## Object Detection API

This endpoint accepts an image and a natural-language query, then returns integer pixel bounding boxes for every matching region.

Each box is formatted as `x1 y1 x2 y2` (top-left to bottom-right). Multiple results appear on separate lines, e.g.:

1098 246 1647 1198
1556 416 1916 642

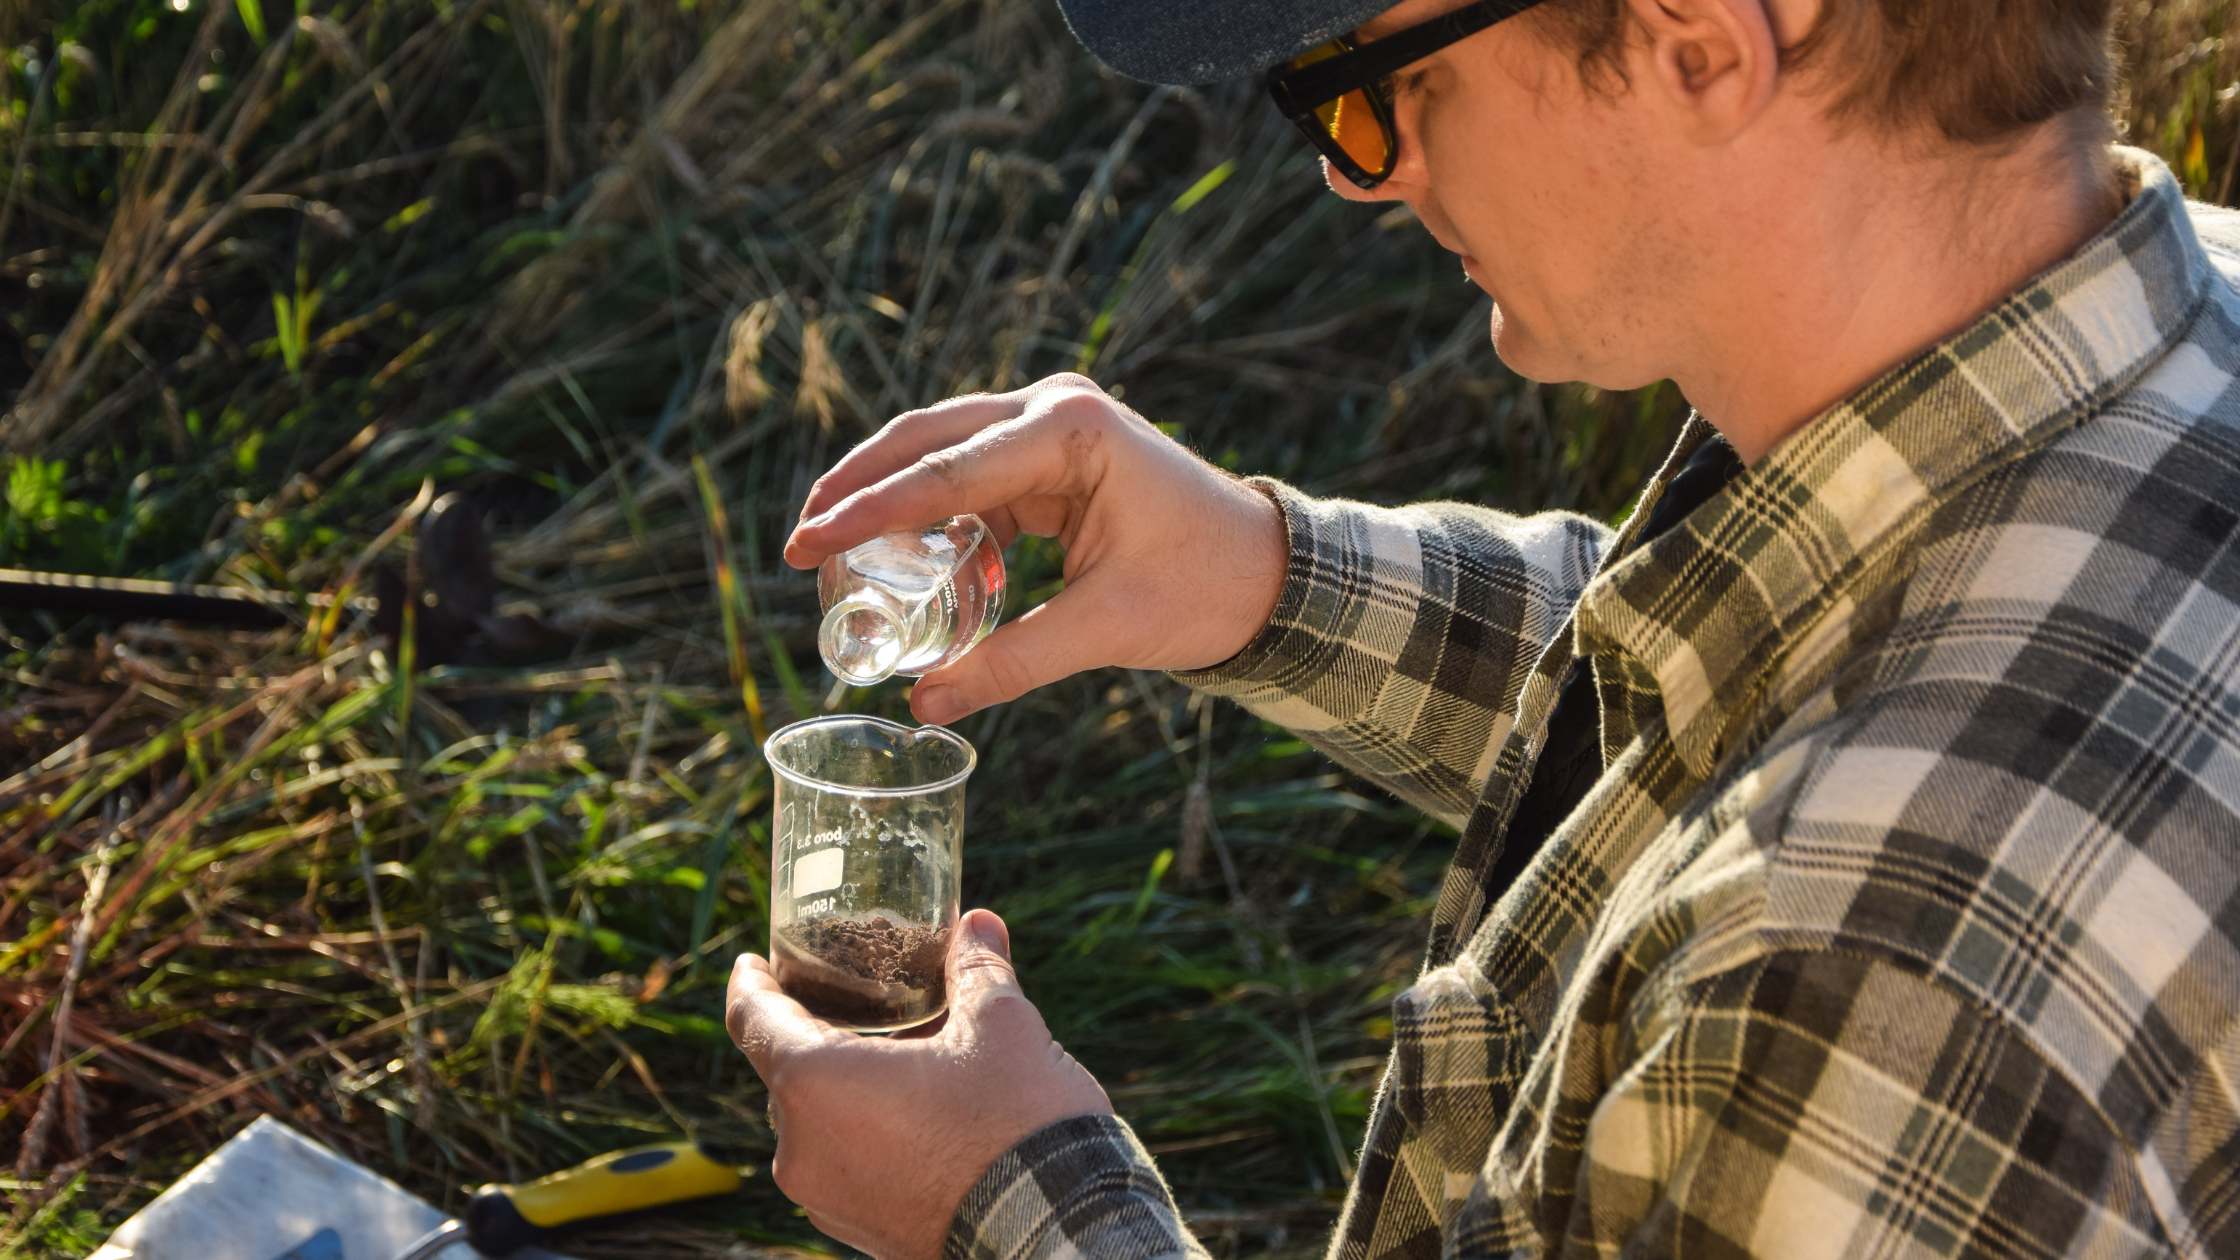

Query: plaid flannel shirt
944 149 2240 1260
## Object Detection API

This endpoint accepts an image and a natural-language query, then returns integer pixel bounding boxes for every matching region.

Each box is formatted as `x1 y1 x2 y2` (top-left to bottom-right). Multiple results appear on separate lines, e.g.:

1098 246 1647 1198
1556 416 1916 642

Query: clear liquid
818 520 1005 683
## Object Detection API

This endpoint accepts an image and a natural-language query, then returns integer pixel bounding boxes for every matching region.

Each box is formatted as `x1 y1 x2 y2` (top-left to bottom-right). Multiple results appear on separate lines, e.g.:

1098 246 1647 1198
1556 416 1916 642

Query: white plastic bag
91 1116 574 1260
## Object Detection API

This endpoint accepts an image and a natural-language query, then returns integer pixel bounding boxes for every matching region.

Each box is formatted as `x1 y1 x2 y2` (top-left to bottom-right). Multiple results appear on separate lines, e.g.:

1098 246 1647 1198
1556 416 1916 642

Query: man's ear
1622 0 1782 143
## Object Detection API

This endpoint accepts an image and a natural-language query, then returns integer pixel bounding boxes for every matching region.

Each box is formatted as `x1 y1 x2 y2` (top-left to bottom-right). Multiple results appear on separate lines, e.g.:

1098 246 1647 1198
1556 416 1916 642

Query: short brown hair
1533 0 2117 145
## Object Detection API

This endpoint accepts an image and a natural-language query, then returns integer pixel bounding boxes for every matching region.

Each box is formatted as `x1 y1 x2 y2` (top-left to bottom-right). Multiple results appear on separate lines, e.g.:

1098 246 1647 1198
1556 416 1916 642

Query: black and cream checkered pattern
943 149 2240 1260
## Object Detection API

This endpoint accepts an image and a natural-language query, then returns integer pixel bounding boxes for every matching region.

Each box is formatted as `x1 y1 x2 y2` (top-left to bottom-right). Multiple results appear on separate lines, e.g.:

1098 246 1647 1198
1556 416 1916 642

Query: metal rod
0 568 313 627
393 1218 479 1260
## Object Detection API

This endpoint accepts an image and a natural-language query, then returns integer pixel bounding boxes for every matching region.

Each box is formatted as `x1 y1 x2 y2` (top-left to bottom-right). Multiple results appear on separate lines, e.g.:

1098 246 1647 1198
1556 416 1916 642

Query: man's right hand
786 373 1288 726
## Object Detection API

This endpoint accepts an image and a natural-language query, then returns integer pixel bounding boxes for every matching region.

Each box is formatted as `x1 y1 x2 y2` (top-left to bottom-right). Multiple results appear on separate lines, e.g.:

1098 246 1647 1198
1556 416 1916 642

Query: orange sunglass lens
1285 42 1391 176
1314 89 1390 173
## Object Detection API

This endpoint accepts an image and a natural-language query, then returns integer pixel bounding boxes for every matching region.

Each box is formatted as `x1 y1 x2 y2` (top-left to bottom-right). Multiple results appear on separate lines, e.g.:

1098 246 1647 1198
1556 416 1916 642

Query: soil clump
772 914 951 1029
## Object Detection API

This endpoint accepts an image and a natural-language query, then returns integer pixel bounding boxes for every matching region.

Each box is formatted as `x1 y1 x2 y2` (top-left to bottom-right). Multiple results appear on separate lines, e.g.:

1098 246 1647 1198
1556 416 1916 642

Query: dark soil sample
772 913 951 1030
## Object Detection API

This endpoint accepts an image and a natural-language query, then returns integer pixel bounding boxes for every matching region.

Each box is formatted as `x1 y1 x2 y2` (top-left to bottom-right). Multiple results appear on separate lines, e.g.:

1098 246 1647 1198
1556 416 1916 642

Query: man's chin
1488 307 1617 388
1487 305 1547 380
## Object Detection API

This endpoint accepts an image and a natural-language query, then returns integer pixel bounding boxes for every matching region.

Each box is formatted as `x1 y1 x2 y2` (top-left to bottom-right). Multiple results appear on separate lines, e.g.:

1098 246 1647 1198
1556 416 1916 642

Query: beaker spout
820 588 912 686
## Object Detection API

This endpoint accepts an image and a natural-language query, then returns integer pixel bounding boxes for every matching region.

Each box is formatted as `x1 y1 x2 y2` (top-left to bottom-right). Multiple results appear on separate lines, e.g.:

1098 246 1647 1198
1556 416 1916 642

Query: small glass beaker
817 514 1005 687
763 716 973 1032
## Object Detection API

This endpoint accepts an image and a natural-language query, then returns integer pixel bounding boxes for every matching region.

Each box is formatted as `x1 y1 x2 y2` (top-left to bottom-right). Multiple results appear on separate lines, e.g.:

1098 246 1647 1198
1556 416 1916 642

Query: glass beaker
763 715 973 1032
817 514 1005 687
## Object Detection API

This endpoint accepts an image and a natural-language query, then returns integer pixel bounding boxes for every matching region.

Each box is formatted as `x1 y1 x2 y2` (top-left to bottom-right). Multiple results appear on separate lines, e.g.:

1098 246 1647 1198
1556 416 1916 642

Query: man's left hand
726 909 1114 1260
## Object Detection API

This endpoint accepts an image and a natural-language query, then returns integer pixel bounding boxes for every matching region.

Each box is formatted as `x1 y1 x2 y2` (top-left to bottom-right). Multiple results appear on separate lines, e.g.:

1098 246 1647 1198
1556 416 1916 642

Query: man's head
1061 0 2114 144
1534 0 2115 145
1063 0 2122 459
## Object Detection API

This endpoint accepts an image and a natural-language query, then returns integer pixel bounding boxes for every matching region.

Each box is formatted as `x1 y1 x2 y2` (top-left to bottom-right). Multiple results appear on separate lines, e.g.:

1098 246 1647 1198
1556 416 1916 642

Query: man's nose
1324 157 1406 203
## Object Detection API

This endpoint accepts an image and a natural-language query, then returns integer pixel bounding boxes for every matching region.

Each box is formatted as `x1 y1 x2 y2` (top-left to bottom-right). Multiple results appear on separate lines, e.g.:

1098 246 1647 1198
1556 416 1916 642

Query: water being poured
817 515 1005 687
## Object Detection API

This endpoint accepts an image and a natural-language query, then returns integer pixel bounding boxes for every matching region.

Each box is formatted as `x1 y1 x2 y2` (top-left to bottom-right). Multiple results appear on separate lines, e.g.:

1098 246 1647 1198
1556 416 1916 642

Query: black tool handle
0 568 293 627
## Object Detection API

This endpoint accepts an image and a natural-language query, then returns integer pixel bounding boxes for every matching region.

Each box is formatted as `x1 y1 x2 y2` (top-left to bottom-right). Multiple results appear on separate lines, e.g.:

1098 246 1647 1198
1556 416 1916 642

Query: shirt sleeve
943 1114 1208 1260
1175 479 1611 830
1514 950 2173 1260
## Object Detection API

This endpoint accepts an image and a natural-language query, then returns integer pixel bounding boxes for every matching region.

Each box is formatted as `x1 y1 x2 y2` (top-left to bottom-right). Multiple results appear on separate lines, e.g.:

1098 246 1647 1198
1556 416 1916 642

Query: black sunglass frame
1265 0 1547 189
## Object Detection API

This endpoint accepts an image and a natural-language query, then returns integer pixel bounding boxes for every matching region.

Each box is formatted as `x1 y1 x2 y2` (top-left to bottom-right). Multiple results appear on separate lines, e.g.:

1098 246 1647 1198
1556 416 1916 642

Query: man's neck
1678 117 2124 464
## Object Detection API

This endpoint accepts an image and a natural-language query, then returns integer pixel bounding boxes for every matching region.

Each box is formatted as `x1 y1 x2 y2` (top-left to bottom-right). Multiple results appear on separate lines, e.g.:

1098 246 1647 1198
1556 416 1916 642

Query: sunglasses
1265 0 1548 189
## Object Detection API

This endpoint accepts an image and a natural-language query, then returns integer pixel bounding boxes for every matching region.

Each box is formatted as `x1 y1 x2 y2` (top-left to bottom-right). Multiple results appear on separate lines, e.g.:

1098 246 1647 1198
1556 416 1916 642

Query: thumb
940 909 1115 1120
910 585 1131 725
946 908 1022 1005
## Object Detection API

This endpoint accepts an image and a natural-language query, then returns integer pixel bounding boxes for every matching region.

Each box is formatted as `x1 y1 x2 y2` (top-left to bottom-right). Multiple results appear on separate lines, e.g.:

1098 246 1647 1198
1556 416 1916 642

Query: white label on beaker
792 847 845 898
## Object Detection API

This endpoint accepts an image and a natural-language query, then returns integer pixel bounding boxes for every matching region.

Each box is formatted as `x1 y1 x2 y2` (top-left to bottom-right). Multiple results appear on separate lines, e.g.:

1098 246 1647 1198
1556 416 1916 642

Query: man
728 0 2240 1256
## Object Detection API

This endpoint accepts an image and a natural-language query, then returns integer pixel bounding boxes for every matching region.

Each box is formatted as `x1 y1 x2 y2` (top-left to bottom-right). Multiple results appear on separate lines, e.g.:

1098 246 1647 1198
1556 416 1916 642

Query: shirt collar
1574 148 2217 779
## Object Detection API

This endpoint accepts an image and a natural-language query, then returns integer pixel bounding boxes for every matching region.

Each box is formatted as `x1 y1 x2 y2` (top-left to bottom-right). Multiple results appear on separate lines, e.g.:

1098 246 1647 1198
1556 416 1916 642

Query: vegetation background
0 1 2234 1255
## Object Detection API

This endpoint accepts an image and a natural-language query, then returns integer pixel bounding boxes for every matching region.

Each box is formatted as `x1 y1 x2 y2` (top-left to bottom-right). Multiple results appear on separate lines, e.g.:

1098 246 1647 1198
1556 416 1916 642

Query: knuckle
972 990 1041 1030
882 406 936 438
952 946 1014 979
974 643 1037 700
725 999 773 1059
1039 399 1128 465
914 445 969 488
1042 388 1113 426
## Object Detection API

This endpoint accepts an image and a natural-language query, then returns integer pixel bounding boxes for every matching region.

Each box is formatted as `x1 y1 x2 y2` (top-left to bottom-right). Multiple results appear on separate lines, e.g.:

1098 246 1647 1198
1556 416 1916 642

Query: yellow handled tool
390 1141 747 1259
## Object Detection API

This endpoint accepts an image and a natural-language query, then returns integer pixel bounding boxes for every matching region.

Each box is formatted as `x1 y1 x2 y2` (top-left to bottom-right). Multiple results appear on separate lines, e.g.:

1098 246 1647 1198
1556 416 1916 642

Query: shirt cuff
943 1113 1202 1260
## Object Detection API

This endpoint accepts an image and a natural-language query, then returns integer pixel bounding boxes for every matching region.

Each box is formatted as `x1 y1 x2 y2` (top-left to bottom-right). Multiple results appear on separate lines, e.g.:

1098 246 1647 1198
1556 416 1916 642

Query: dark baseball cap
1055 0 1401 85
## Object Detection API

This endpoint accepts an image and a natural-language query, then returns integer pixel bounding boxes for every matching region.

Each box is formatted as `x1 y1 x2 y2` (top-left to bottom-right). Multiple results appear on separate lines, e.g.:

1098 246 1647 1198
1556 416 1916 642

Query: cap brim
1057 0 1399 85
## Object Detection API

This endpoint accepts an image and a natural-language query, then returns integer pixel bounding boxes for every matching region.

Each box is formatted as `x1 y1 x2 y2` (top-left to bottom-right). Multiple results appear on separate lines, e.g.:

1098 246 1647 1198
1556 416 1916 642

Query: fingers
726 953 839 1077
788 413 1070 565
794 392 1032 527
785 384 1114 567
907 583 1137 725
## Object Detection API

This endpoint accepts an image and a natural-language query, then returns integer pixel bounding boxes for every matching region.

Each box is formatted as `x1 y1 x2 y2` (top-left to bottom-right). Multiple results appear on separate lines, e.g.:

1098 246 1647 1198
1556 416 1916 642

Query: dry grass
0 1 2233 1256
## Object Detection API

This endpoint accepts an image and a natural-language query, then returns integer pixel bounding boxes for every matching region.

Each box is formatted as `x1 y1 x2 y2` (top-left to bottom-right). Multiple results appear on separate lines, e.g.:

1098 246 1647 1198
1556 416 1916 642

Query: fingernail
914 684 967 725
962 909 1011 956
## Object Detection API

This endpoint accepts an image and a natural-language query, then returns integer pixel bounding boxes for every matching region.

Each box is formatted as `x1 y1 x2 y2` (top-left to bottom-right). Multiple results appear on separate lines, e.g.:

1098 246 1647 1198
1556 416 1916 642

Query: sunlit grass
0 0 2224 1256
